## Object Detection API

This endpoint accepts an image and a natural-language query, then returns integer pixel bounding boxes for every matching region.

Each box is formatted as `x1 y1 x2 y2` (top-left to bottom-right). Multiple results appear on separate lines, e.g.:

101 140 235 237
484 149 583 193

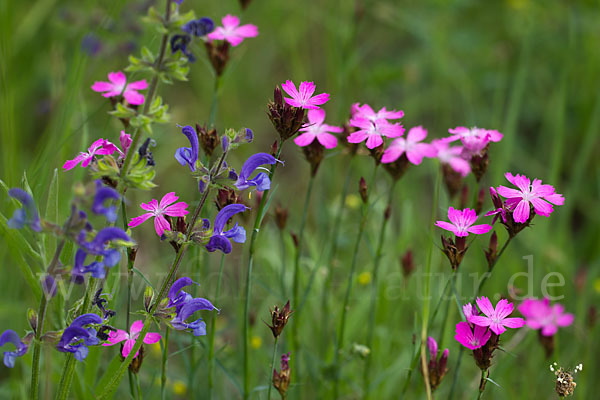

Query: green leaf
133 267 154 290
485 377 502 388
93 354 122 395
44 168 59 262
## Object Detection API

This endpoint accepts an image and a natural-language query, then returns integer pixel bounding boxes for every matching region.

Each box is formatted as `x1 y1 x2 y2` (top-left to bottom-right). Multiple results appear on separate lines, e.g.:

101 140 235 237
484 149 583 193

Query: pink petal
281 80 299 100
469 316 491 328
305 93 330 108
496 186 523 199
126 80 148 90
476 297 495 317
495 299 512 319
294 132 316 147
226 35 245 47
307 109 326 125
541 324 558 336
365 135 382 149
544 193 564 206
283 97 302 108
347 131 367 144
154 215 171 236
91 81 114 93
530 197 553 217
556 312 574 327
513 199 531 223
447 207 461 226
143 332 162 344
381 145 404 164
122 339 134 358
434 221 459 235
123 90 145 105
502 317 525 329
207 30 226 42
129 320 144 338
467 224 492 235
108 71 126 86
235 24 258 38
222 14 240 29
102 329 128 346
128 213 153 228
163 202 189 217
298 81 316 101
449 158 471 177
159 192 178 209
407 126 427 142
378 122 404 138
489 322 506 335
405 150 424 165
322 124 344 133
316 132 337 149
140 199 159 212
415 143 437 158
62 154 87 170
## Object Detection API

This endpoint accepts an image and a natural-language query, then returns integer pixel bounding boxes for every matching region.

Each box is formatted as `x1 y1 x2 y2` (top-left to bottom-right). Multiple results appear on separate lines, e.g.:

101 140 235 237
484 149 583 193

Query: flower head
267 301 293 338
281 80 330 110
62 138 119 170
454 321 491 350
168 277 197 313
432 139 471 177
234 153 281 191
469 297 525 335
426 336 449 391
0 330 28 368
347 118 404 149
381 126 436 164
175 125 199 171
91 71 148 105
128 192 189 236
207 15 258 47
351 103 404 122
56 314 103 361
102 320 162 359
273 352 291 397
171 298 218 336
435 207 492 237
518 298 574 336
294 109 341 149
447 126 503 155
7 188 41 232
496 173 565 223
205 204 247 254
182 17 215 37
92 181 120 223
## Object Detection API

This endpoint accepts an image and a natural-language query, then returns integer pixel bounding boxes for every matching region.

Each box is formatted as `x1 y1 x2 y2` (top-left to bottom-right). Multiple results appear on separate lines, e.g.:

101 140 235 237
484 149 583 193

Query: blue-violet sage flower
234 153 281 191
205 204 247 254
7 188 41 231
56 314 102 361
171 298 218 337
0 330 28 368
168 277 198 313
92 180 119 223
182 17 215 37
175 125 199 171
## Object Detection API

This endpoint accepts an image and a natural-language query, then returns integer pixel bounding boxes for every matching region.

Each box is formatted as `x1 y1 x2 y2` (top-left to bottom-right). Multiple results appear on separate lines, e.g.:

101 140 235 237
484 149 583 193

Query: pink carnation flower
434 207 492 237
518 298 574 336
102 320 161 359
454 321 491 350
294 109 341 149
381 126 436 164
207 15 258 47
447 126 503 156
431 139 471 177
128 192 189 236
469 297 525 335
347 118 404 149
351 103 404 122
281 80 330 110
62 138 120 170
91 71 148 105
496 172 565 223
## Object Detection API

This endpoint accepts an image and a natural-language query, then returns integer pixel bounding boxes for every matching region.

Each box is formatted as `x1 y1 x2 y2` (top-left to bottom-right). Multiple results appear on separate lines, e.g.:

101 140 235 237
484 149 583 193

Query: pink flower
381 126 436 164
447 126 503 156
207 15 258 47
454 321 491 350
351 103 404 122
91 71 148 105
469 297 525 335
347 118 404 149
102 320 161 359
128 192 189 236
518 298 574 336
496 173 565 223
119 130 132 156
62 138 120 170
281 80 330 110
431 139 471 177
434 207 492 237
294 109 342 149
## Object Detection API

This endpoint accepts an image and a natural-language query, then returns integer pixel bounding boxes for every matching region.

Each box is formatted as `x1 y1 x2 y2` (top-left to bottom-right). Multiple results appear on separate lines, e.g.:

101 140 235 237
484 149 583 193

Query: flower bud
144 286 154 313
475 188 485 214
401 250 415 278
484 231 498 268
274 86 283 107
459 185 469 209
274 205 288 231
273 353 291 397
290 231 299 248
267 86 306 141
204 41 230 76
28 308 38 333
383 152 410 181
196 123 219 157
301 140 325 176
358 177 368 204
441 235 467 271
470 146 489 182
266 300 293 338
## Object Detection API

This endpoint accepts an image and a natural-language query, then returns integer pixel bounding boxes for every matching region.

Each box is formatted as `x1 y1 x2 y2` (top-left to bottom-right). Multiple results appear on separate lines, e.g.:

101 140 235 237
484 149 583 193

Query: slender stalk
207 254 226 399
362 178 397 398
266 336 279 400
242 142 284 399
419 167 441 400
161 327 170 400
96 152 226 399
279 230 287 297
30 238 66 400
477 369 488 399
290 172 316 381
208 75 222 127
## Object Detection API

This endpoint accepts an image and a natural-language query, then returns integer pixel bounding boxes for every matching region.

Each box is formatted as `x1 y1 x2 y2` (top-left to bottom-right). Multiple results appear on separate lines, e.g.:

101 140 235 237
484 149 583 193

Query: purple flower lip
175 125 199 171
205 204 248 254
92 181 120 223
7 188 41 232
0 330 28 368
56 313 103 361
234 153 282 192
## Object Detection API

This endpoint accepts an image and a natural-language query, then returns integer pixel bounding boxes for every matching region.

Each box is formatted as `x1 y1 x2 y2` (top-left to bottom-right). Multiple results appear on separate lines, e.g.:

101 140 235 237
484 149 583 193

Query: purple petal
214 204 247 233
206 235 232 254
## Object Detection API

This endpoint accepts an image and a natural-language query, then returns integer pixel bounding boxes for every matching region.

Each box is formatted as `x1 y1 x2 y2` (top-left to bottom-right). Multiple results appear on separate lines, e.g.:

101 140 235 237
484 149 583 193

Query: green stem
96 151 225 399
135 373 143 400
266 336 279 400
420 166 441 400
279 230 287 298
208 75 222 127
242 142 284 399
477 369 488 399
362 178 397 398
121 201 137 399
207 254 226 399
161 327 170 400
290 172 316 381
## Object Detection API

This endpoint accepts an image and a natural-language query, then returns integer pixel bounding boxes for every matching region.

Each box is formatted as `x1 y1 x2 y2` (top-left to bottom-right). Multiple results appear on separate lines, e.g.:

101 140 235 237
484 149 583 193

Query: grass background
1 0 599 398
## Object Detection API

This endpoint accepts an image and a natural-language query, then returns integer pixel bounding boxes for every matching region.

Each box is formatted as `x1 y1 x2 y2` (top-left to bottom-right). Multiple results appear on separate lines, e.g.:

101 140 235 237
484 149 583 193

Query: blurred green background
1 0 599 398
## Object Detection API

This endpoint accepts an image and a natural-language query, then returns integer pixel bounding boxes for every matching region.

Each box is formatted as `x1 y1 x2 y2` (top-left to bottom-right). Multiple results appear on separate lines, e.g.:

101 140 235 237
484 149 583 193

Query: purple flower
234 153 281 191
170 34 195 62
0 330 28 368
92 181 119 223
205 204 247 254
56 314 103 361
381 126 436 165
435 207 492 237
207 15 258 47
7 188 41 232
281 80 330 110
518 298 574 336
454 321 491 350
469 297 525 335
175 125 199 171
171 298 218 337
168 277 198 313
182 17 215 37
74 228 132 281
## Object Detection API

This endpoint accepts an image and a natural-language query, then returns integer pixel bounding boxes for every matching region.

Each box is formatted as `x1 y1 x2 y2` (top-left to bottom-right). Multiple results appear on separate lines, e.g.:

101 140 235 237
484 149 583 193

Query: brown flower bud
401 250 415 278
441 235 468 271
290 231 299 248
204 41 230 76
358 177 368 204
274 205 288 231
27 308 38 333
196 123 219 156
459 184 469 209
473 333 499 370
273 353 291 397
215 188 242 210
266 301 293 338
301 140 325 176
239 0 252 10
267 86 306 141
470 146 489 182
484 231 498 268
383 153 410 181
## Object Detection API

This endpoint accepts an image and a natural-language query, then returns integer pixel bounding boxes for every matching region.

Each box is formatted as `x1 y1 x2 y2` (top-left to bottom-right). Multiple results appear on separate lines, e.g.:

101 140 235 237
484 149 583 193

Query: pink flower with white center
281 80 330 110
381 126 436 164
496 172 564 223
102 320 161 359
447 126 503 155
91 71 148 105
294 109 341 149
469 297 525 335
434 207 492 237
207 15 258 47
128 192 189 236
518 298 574 336
454 321 491 350
62 138 120 170
347 118 404 149
431 139 471 177
351 103 404 122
